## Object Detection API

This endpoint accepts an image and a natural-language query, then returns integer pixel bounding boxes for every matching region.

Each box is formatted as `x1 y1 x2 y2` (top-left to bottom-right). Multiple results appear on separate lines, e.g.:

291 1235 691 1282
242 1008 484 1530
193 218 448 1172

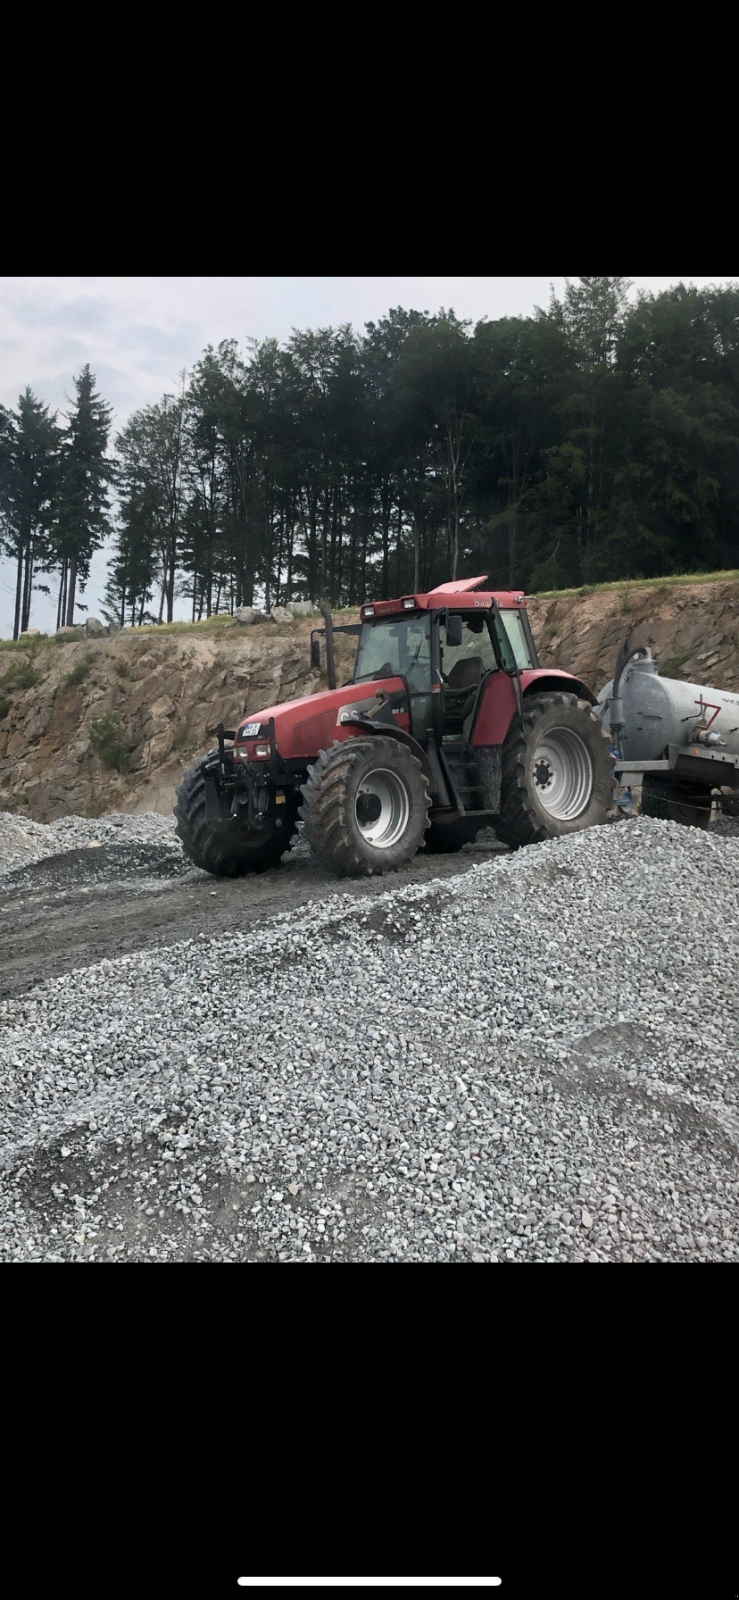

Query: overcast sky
0 275 734 637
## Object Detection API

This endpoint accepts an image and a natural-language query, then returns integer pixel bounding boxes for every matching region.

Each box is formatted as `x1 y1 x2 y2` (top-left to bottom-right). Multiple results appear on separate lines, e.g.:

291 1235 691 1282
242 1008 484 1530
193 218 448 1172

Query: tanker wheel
641 776 711 830
300 736 431 877
422 818 483 853
174 751 297 876
494 692 615 849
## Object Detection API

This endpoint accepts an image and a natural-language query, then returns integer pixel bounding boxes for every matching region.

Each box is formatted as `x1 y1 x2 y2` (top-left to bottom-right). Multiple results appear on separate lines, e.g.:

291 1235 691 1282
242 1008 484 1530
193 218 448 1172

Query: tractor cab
351 590 539 750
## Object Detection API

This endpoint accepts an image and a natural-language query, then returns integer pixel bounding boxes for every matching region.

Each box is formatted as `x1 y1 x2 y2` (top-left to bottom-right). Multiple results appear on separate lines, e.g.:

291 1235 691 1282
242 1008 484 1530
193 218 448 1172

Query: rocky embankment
532 577 739 690
1 579 737 822
0 618 358 822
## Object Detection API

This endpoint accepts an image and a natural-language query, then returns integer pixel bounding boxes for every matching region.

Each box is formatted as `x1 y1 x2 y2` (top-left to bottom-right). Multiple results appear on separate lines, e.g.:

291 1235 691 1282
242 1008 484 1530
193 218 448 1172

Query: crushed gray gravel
0 813 737 1262
0 809 178 877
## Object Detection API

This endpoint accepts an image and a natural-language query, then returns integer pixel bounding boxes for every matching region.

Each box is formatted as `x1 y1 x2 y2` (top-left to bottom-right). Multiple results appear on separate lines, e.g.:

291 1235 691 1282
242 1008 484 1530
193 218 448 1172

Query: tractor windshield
353 613 432 694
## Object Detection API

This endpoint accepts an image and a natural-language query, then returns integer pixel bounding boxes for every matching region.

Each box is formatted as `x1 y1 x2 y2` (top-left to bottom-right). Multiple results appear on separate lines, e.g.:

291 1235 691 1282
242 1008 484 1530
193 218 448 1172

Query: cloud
44 336 91 366
119 321 201 357
11 295 115 332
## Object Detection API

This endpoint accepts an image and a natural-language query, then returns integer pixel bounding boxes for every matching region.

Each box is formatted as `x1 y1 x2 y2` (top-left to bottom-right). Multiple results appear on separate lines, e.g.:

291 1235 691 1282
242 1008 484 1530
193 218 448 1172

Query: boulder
289 600 316 618
20 628 41 638
268 605 294 624
108 619 122 635
85 617 106 637
56 625 82 638
234 607 265 625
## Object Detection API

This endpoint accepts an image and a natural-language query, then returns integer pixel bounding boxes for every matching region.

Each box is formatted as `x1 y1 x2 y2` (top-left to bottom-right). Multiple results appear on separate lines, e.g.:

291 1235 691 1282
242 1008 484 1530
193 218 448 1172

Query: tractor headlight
254 743 271 759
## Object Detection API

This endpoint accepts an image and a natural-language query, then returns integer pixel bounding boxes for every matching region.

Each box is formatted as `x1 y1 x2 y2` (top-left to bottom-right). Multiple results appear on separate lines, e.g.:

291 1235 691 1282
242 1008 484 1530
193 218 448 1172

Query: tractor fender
520 670 597 706
473 669 598 747
338 716 436 791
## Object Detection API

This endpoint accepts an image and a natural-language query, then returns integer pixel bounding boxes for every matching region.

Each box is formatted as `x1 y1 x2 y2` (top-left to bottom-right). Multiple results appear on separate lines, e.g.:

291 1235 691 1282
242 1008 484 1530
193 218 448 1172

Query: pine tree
0 389 60 637
54 365 114 628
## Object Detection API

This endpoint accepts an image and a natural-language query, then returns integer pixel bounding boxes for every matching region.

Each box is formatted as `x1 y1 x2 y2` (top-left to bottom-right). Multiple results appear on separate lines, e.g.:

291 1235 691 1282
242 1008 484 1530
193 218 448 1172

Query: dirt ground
0 834 508 1002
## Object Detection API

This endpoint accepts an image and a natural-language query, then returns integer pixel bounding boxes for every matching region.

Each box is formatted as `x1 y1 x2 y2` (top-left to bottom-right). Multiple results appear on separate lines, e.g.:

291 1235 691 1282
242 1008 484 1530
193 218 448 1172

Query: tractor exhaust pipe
319 602 337 690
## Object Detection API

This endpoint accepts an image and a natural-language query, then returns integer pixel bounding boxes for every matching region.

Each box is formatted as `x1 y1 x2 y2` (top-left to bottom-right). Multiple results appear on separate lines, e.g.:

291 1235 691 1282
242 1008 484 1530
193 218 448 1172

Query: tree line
1 277 738 639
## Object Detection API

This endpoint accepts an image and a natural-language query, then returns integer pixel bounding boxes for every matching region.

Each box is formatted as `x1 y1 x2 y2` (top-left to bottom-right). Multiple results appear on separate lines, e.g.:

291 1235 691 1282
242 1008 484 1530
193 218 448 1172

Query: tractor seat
446 657 483 692
442 656 483 736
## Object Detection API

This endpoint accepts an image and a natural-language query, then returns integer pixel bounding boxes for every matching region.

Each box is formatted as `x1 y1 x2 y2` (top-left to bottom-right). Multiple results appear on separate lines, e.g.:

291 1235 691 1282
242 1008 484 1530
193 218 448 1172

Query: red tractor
174 577 613 878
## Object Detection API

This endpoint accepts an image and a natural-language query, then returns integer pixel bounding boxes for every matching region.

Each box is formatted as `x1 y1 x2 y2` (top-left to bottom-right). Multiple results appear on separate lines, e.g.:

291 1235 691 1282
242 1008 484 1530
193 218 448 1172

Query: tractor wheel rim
356 767 410 848
532 726 593 821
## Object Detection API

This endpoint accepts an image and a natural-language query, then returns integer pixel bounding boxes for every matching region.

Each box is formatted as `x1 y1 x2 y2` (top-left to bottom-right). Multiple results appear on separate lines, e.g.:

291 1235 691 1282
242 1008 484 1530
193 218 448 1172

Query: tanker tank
598 649 739 762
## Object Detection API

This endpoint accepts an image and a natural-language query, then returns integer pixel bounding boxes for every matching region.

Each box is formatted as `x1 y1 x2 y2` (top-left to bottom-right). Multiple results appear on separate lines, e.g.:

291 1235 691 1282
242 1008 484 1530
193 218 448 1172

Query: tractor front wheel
174 751 297 876
300 737 430 877
494 692 614 849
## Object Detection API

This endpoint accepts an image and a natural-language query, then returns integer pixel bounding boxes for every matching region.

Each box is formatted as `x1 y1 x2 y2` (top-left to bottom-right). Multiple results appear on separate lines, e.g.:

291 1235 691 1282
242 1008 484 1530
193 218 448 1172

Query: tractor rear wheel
300 736 430 877
494 692 614 849
641 776 711 829
174 751 297 876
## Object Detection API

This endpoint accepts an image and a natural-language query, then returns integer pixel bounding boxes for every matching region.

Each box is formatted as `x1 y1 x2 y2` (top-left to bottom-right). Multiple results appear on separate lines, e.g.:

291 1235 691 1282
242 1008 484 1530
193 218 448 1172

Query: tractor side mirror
446 614 463 648
310 636 321 668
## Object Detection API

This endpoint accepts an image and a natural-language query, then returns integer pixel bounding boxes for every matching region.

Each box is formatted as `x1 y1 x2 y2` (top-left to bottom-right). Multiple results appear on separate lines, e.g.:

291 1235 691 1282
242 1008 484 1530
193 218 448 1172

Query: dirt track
0 835 507 1002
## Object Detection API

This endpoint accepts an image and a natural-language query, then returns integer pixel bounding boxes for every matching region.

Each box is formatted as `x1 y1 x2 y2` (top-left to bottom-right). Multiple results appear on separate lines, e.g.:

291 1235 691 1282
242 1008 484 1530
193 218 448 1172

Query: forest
1 276 738 638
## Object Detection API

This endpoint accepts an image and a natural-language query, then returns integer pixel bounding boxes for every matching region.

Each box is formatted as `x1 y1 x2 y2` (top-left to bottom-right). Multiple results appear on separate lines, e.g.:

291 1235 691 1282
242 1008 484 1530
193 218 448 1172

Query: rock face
526 578 739 692
0 620 357 822
1 579 737 822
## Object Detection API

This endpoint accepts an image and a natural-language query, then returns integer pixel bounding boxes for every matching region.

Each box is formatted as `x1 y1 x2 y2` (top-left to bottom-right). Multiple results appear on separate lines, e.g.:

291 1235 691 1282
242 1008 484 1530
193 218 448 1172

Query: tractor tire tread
300 737 431 877
493 692 615 850
174 751 297 876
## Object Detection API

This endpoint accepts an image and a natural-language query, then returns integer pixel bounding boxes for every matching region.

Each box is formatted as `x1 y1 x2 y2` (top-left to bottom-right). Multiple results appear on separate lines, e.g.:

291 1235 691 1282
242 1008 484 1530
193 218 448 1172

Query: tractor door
438 612 499 745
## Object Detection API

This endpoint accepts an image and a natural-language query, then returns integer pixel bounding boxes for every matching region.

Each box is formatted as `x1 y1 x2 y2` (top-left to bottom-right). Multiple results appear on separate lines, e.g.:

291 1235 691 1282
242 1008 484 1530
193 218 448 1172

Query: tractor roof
360 576 526 620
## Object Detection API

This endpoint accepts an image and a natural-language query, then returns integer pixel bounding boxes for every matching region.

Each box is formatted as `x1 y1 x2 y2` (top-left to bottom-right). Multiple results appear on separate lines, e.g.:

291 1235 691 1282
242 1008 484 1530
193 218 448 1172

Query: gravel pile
0 815 737 1263
0 809 177 878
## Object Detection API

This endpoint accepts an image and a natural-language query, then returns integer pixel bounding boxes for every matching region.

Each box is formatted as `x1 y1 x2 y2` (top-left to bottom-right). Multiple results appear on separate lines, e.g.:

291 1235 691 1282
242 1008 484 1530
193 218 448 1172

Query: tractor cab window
497 609 535 670
439 612 497 686
354 612 431 694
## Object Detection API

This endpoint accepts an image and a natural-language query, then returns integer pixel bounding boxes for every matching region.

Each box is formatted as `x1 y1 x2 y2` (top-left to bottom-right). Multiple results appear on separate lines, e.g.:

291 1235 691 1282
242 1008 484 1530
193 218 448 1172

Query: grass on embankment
1 576 737 652
532 569 739 600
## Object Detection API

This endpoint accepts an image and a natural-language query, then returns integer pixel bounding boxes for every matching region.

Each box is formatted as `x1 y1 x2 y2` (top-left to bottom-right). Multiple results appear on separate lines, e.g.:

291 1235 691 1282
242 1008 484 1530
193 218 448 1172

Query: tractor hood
234 677 409 761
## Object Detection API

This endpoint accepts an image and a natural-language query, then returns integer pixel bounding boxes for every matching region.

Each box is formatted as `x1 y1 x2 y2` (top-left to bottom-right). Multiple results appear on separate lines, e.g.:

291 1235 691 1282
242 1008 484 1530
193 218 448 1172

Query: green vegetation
80 796 108 818
65 651 95 686
532 569 739 600
0 633 49 652
659 652 695 680
0 695 10 719
0 656 39 690
89 711 129 772
0 368 112 639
